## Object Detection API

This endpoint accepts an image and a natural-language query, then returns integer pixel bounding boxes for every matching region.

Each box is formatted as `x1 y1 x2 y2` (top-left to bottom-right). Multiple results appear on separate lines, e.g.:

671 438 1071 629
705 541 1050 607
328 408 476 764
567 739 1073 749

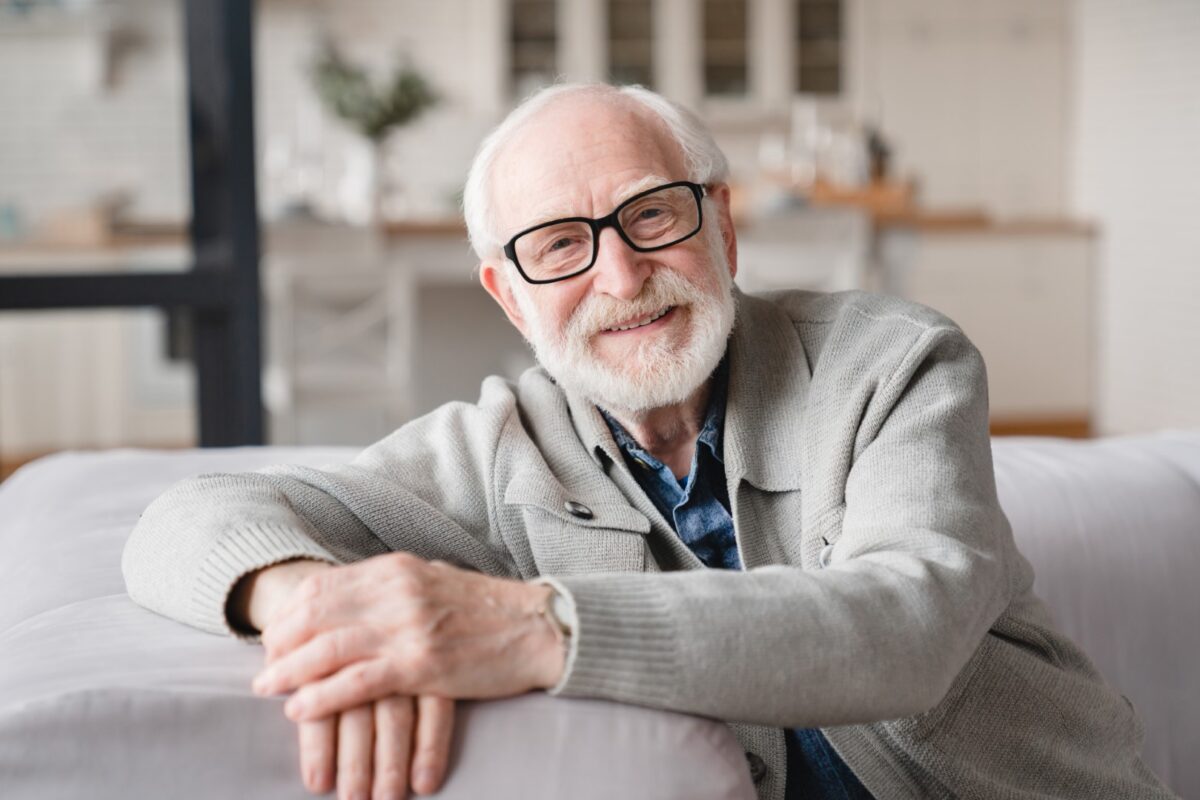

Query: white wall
0 0 504 232
0 1 504 455
255 0 504 223
849 0 1071 218
14 1 1173 451
1071 0 1200 434
0 2 190 229
1 0 1081 230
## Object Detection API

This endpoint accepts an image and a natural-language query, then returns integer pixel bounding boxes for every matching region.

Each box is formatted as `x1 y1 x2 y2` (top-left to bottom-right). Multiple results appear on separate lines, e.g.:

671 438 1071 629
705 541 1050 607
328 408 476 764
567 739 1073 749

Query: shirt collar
598 356 729 471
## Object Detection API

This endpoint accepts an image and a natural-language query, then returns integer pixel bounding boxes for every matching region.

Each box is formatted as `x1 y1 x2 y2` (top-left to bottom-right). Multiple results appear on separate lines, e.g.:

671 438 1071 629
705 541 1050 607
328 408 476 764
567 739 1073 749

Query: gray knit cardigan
124 288 1175 800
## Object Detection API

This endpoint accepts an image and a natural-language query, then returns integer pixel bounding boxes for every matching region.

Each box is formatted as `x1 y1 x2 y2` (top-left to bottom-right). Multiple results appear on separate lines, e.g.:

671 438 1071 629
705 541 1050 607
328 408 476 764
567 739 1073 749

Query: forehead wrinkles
491 99 689 236
525 173 674 226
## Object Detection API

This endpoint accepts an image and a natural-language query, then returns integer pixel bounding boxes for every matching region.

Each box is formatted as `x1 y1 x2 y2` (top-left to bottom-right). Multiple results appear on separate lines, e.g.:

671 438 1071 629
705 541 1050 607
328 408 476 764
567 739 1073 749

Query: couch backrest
992 432 1200 798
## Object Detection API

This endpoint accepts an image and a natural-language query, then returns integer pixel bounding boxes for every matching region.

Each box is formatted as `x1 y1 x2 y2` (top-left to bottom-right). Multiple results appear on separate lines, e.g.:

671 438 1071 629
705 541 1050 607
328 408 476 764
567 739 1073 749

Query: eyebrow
510 174 675 238
612 174 673 205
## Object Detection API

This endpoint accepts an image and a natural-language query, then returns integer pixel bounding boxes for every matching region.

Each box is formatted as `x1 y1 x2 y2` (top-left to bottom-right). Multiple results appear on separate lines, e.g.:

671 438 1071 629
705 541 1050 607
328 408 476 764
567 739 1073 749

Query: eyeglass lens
514 184 700 281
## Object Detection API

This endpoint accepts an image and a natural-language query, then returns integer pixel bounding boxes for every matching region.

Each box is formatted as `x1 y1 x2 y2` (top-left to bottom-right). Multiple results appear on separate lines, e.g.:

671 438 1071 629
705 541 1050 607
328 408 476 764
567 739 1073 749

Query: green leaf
310 42 438 142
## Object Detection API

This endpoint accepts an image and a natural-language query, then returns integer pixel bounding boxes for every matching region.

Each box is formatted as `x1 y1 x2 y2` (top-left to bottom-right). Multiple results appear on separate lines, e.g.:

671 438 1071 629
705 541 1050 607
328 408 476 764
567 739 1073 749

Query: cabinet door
866 2 980 209
975 1 1069 217
855 0 1068 216
896 232 1093 423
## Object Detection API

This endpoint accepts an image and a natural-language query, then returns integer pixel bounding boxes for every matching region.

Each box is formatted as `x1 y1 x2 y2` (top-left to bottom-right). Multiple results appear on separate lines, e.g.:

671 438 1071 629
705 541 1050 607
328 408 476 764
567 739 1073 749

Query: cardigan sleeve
122 378 523 639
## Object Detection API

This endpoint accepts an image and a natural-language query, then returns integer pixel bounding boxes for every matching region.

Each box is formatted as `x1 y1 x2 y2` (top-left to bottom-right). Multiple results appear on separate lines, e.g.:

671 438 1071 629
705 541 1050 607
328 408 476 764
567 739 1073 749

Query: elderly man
123 83 1172 800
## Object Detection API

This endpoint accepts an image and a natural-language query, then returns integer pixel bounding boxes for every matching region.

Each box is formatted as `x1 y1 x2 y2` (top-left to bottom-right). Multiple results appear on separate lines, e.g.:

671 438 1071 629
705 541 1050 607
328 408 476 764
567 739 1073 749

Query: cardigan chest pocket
503 469 650 576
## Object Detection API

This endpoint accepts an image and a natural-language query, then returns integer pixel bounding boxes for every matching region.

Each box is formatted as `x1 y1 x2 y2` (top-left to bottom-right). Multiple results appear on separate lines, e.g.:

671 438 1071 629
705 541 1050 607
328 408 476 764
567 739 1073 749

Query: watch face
549 591 575 636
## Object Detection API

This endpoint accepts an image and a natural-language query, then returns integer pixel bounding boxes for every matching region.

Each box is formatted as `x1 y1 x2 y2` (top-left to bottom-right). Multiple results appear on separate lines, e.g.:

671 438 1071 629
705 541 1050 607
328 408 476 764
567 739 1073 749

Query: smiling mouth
603 305 674 333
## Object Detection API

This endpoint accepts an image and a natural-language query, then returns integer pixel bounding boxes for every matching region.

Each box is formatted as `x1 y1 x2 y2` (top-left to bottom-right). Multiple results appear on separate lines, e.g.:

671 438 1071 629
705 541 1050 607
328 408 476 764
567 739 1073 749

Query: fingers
298 716 337 794
285 658 399 722
372 696 415 800
337 705 374 800
411 696 455 796
256 627 376 697
262 607 322 665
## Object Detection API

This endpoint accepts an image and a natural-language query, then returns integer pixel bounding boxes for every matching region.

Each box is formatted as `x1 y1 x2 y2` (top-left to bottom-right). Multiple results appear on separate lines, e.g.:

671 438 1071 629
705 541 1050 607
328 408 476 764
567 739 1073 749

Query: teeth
606 306 671 332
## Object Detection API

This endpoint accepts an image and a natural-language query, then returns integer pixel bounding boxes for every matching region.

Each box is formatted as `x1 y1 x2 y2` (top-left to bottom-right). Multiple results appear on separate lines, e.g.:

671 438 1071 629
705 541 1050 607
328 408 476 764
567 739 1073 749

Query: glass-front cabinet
506 0 844 107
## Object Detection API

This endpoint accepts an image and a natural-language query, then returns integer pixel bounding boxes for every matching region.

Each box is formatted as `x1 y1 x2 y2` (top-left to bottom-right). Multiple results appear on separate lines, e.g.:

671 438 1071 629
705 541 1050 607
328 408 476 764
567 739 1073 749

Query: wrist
230 558 331 634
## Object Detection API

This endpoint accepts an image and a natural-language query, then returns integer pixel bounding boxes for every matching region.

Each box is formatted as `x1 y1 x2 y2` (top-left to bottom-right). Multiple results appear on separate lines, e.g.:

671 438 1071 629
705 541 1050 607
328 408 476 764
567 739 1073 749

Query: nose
589 226 650 301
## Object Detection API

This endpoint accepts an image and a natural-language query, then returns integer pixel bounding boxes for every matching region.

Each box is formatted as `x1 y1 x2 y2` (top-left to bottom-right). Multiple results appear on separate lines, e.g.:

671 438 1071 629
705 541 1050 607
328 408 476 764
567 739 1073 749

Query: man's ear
707 182 738 279
480 260 531 339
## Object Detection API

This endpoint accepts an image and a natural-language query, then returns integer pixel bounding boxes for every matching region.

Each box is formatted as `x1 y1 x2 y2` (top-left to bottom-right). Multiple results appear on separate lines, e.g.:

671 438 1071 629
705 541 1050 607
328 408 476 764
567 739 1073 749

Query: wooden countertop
876 211 1097 236
0 209 1098 269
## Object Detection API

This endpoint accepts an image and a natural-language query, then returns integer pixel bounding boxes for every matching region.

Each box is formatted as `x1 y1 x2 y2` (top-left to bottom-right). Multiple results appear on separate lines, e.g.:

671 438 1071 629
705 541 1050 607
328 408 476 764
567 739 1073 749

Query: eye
636 206 665 221
534 233 589 263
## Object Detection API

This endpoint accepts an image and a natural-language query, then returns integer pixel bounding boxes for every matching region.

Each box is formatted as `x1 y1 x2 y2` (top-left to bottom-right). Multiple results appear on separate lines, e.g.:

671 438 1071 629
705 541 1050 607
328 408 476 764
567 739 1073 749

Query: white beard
513 223 737 416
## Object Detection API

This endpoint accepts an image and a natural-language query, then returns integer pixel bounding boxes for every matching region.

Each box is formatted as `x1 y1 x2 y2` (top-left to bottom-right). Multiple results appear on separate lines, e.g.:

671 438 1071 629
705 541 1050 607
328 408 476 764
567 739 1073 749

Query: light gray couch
0 432 1196 797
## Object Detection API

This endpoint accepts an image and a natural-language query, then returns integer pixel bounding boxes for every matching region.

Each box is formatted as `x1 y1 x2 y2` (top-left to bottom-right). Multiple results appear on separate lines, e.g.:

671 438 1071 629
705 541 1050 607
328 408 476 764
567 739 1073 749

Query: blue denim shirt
600 362 874 800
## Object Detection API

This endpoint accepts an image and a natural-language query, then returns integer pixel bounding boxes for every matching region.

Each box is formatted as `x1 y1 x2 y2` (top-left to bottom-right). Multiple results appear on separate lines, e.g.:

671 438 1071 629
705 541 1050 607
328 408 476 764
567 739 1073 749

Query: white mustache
565 270 703 342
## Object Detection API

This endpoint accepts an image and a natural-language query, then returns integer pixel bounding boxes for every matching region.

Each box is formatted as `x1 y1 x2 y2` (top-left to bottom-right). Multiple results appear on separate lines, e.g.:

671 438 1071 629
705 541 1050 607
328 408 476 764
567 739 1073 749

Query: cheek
539 284 589 332
670 260 721 298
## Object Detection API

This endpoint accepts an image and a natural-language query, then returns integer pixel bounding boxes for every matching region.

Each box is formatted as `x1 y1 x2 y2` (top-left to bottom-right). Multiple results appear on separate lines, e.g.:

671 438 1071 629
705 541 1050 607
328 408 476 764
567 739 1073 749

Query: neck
604 378 714 479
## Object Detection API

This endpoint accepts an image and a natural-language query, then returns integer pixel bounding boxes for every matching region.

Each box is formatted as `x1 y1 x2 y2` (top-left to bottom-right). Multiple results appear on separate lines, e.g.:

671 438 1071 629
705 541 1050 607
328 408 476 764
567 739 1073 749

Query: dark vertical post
183 0 264 446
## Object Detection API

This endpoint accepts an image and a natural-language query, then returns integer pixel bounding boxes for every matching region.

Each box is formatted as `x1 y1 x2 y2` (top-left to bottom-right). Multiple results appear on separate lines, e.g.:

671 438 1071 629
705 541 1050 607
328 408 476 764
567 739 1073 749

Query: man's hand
298 694 454 799
251 552 566 722
234 558 460 797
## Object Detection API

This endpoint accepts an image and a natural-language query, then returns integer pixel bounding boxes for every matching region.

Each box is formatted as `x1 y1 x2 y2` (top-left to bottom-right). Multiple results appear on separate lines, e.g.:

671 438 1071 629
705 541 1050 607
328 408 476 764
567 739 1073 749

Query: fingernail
304 767 325 792
251 674 269 695
413 768 438 793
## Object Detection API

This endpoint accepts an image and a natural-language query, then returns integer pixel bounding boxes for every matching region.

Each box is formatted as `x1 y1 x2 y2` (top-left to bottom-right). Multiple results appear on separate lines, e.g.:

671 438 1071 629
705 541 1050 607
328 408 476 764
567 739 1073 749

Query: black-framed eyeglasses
502 180 708 285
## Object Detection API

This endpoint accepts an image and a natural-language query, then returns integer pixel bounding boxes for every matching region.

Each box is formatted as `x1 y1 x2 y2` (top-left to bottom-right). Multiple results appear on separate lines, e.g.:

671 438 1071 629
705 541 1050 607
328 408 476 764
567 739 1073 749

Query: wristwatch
538 585 576 643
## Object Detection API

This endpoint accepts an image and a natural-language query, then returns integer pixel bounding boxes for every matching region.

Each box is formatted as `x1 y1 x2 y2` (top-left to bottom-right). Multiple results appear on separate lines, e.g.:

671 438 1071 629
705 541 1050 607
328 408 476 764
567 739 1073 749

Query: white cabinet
262 223 416 446
884 226 1095 429
0 308 195 456
0 247 195 459
736 206 871 293
508 0 1071 219
850 0 1070 217
261 222 533 445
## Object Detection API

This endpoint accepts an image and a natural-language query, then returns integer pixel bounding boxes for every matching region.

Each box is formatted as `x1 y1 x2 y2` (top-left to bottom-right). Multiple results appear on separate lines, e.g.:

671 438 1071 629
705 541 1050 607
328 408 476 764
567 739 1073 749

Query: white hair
462 83 730 261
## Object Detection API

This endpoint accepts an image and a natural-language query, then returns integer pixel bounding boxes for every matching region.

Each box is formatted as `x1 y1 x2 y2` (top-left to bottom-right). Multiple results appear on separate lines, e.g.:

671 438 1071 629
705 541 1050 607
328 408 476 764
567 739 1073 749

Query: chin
551 337 721 415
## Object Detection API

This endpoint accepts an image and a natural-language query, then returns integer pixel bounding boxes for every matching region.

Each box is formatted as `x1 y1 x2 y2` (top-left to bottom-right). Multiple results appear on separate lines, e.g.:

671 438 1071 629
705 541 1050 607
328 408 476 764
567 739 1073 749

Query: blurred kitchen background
1 0 1198 479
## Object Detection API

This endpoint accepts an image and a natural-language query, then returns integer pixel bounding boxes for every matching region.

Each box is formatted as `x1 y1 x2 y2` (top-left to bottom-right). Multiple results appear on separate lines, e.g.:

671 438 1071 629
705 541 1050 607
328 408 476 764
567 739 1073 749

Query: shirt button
819 543 835 568
745 751 768 784
563 500 593 520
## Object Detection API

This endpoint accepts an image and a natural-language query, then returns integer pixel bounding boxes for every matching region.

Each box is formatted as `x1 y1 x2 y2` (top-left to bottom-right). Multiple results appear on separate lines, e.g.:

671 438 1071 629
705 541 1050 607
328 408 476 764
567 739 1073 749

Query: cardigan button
818 543 835 568
564 500 593 520
745 751 768 784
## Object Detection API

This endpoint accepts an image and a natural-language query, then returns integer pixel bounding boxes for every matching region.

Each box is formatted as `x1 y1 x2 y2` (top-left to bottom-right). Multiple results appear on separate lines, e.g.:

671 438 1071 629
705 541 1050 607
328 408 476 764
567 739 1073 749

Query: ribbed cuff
189 521 338 641
540 573 683 708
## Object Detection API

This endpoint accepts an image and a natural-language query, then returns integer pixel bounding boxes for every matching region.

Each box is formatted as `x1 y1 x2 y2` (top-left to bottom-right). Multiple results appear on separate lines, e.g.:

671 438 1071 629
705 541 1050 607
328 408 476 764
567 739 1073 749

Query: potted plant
310 41 438 227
